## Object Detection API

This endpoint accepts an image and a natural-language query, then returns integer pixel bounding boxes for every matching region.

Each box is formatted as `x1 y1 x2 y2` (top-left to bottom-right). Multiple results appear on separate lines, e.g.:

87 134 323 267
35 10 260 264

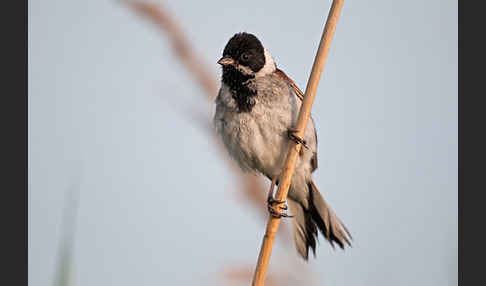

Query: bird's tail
288 178 352 260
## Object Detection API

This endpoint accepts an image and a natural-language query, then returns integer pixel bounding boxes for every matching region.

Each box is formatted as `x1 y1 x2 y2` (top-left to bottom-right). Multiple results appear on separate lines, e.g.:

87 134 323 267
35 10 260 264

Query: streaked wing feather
274 68 304 101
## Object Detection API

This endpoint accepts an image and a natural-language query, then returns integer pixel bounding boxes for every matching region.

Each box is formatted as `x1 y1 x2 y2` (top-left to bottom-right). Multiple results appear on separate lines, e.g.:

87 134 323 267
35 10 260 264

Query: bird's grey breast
213 75 297 176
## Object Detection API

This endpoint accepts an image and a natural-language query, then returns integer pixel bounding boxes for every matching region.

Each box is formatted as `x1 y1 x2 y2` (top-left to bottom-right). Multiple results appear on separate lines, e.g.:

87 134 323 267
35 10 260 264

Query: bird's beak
218 56 235 66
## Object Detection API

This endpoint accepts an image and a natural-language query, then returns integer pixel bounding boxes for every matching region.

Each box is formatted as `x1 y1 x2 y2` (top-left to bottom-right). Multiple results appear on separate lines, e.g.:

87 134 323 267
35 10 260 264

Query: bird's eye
240 53 250 61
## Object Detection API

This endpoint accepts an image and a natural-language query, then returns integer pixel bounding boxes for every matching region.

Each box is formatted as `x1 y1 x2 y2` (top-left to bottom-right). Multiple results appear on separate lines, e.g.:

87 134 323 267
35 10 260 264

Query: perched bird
213 32 351 260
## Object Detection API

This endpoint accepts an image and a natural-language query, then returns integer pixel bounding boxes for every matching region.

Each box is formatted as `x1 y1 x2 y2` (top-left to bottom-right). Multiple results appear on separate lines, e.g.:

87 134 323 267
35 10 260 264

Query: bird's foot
267 197 293 218
287 128 309 149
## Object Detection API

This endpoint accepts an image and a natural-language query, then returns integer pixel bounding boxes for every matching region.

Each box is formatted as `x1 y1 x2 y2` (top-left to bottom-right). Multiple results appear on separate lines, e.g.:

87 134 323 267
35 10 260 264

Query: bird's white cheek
255 48 276 78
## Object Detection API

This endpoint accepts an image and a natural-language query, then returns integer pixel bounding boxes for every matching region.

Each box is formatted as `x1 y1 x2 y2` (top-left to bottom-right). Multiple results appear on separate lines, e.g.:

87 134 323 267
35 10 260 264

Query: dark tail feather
308 179 352 249
288 199 317 260
289 179 352 260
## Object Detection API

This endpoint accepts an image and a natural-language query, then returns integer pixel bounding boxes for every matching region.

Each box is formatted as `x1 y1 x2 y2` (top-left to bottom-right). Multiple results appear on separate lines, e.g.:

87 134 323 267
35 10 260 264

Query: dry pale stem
251 1 344 285
126 1 218 97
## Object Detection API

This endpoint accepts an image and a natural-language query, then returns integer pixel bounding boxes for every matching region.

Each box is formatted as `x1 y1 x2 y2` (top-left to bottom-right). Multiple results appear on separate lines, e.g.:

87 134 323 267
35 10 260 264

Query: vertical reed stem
251 1 344 285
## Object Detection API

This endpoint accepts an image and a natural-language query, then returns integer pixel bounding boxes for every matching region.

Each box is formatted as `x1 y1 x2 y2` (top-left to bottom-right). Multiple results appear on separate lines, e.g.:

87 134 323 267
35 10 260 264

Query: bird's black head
218 32 275 113
218 32 266 77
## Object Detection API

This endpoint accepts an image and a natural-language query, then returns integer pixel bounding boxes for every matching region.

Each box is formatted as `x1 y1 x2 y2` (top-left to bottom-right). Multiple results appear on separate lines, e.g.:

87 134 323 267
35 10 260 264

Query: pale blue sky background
29 1 457 285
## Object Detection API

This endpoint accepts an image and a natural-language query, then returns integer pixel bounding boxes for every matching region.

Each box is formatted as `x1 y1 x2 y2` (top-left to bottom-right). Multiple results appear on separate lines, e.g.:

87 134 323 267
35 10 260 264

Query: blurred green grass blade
53 180 80 286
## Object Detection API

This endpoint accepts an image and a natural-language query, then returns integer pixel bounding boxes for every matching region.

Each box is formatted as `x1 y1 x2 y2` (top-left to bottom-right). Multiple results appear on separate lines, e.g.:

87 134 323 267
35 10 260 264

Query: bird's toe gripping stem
267 197 293 218
287 128 309 149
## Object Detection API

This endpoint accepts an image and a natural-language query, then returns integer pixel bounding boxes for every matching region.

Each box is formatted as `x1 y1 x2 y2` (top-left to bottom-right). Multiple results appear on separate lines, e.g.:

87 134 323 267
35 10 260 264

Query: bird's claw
267 197 292 218
287 128 309 149
267 196 285 205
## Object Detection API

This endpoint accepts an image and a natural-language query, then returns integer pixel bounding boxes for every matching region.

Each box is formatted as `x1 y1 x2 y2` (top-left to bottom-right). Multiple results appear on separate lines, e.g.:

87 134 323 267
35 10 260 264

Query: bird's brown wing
274 68 304 101
274 68 319 172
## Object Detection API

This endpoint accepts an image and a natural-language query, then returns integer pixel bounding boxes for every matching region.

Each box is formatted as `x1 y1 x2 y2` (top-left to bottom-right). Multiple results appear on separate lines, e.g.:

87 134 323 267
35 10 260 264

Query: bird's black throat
222 66 257 113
